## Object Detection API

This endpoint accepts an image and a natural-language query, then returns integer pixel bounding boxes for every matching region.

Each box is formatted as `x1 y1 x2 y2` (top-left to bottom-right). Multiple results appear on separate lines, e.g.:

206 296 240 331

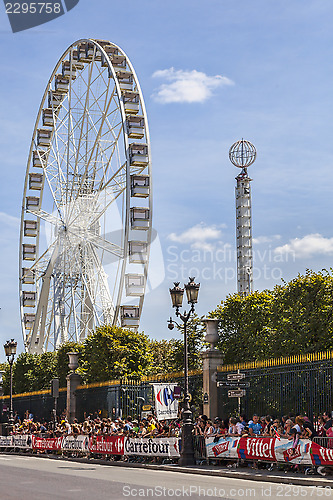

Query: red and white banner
311 441 333 466
31 435 62 451
124 437 180 457
89 435 124 455
206 437 313 465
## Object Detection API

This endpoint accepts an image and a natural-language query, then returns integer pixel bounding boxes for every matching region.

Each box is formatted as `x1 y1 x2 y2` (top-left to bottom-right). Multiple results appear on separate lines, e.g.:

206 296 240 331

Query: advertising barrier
88 435 124 455
12 435 32 449
31 435 62 452
2 434 333 466
61 435 90 452
0 436 13 447
206 436 330 466
124 437 180 457
0 434 180 457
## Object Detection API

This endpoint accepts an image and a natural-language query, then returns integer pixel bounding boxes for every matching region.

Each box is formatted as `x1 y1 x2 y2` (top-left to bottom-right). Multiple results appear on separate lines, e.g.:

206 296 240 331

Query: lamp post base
178 409 195 466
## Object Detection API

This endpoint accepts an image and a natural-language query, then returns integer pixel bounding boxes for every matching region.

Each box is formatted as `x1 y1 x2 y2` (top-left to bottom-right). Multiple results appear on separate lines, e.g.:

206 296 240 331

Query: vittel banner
206 437 312 465
238 437 276 462
206 436 239 459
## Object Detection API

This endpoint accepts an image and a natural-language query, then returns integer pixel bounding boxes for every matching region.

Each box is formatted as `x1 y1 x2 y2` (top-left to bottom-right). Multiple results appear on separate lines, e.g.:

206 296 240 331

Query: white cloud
168 223 225 250
274 233 333 258
152 68 234 104
0 212 20 228
253 235 281 244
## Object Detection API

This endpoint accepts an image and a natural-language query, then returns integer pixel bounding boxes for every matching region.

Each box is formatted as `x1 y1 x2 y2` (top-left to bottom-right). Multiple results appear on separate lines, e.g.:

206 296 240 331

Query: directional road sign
227 373 246 381
228 389 246 398
217 381 250 388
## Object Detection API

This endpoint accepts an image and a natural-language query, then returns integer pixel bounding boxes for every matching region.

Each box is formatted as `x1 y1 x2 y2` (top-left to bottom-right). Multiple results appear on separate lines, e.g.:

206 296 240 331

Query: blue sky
0 0 333 356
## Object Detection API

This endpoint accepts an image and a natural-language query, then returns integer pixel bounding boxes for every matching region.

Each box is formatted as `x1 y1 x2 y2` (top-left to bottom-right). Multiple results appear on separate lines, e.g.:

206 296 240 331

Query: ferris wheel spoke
27 239 58 277
88 234 123 259
27 208 59 227
71 57 95 182
69 92 121 199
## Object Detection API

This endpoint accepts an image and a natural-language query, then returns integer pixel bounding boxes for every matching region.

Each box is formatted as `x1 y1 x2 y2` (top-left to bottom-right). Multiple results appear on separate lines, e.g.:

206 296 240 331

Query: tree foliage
80 325 151 382
9 352 57 394
212 269 333 363
148 316 206 374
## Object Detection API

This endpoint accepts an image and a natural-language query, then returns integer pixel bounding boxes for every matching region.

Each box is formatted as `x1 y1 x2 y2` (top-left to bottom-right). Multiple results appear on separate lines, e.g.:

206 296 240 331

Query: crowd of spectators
7 410 182 439
193 412 331 441
7 409 333 444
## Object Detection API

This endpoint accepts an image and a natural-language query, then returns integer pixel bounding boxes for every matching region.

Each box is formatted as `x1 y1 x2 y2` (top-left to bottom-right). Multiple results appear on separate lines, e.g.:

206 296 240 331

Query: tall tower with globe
229 139 256 295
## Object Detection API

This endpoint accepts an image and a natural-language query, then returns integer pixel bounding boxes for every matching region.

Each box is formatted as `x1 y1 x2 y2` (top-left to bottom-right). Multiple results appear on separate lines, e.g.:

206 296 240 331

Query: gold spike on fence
217 349 333 372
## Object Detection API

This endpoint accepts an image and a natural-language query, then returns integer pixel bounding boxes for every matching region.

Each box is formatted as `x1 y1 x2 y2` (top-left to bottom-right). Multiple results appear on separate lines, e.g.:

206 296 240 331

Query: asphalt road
0 454 329 500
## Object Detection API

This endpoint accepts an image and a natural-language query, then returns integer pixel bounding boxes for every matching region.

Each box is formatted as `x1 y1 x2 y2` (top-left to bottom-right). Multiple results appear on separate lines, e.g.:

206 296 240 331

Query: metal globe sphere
229 139 256 168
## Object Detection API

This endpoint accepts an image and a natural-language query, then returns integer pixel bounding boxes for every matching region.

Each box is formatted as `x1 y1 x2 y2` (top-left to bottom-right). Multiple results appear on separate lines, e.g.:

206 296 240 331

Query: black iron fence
217 351 333 419
0 371 203 423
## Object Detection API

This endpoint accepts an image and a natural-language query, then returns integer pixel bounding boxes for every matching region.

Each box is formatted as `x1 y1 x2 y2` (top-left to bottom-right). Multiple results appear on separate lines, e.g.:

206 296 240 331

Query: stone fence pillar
66 352 81 423
200 319 224 419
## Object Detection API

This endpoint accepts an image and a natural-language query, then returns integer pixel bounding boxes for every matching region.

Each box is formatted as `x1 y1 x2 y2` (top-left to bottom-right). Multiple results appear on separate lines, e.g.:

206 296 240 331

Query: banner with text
124 437 180 457
153 383 178 420
89 435 124 455
206 437 313 465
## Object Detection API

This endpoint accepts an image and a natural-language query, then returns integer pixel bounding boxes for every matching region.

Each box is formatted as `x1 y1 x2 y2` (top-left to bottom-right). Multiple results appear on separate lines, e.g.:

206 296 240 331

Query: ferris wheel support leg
30 243 59 353
80 289 94 342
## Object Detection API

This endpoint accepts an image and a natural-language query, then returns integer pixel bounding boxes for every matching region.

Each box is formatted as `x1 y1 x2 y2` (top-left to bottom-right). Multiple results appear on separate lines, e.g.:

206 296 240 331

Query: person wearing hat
132 420 139 434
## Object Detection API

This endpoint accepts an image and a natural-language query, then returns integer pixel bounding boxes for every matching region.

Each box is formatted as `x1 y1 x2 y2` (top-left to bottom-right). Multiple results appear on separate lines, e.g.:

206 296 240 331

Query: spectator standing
249 415 261 436
323 411 333 436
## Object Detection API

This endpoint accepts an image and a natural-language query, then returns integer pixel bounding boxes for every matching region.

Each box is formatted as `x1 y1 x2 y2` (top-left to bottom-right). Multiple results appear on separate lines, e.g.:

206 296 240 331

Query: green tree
270 269 333 355
81 325 151 382
169 315 207 372
8 351 57 394
212 290 274 364
148 339 180 374
211 269 333 363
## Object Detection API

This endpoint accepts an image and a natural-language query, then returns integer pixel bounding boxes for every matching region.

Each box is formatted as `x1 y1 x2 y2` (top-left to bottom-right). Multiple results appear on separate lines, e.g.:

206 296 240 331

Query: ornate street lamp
168 277 200 466
4 339 17 425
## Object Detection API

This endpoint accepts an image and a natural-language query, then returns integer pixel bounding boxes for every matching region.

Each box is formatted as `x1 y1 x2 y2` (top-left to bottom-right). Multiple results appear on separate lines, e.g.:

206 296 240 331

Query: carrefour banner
0 436 13 447
153 383 178 420
31 436 63 452
12 434 32 449
124 437 180 457
62 435 90 452
89 435 124 455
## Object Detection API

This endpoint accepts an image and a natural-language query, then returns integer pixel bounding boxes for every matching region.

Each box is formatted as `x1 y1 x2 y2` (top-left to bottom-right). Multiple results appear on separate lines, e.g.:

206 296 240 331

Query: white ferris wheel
19 39 152 354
